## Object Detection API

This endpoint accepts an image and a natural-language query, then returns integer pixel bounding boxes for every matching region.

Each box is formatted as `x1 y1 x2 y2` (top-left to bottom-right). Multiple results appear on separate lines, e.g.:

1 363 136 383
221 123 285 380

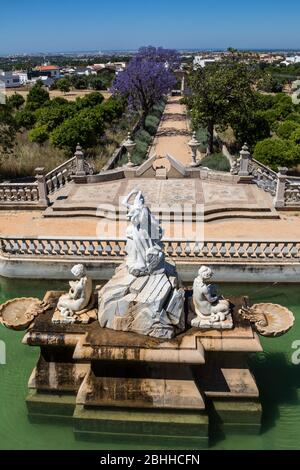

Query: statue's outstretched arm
122 188 139 208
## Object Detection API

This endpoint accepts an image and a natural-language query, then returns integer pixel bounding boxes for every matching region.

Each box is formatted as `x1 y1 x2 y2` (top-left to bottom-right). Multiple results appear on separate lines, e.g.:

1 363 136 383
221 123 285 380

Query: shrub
135 140 148 155
48 97 69 107
253 138 300 169
135 129 152 145
15 109 36 129
291 127 300 145
0 104 16 151
7 93 25 110
28 125 49 144
75 92 104 110
35 104 75 132
276 120 300 139
98 97 125 123
286 112 300 124
262 108 282 125
26 81 50 111
201 153 231 172
145 115 160 135
50 107 105 152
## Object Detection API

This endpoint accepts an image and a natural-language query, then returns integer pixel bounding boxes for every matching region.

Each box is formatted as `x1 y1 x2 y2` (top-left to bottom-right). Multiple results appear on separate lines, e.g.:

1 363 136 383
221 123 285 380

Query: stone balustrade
1 237 299 262
0 182 39 204
45 156 77 195
249 158 278 196
232 144 300 207
285 181 300 206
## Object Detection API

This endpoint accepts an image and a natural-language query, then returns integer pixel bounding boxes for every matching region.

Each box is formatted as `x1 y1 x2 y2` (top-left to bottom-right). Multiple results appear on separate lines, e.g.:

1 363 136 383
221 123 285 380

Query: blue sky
1 0 300 54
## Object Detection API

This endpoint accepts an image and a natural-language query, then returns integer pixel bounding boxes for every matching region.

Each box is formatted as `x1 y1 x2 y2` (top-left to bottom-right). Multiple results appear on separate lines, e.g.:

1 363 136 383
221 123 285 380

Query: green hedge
145 115 160 136
120 99 165 166
201 153 231 172
135 129 152 145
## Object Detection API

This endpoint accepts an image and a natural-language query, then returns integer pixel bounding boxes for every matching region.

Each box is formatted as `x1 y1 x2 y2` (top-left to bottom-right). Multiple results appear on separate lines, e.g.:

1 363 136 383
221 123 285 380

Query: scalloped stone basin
251 303 295 337
0 298 41 330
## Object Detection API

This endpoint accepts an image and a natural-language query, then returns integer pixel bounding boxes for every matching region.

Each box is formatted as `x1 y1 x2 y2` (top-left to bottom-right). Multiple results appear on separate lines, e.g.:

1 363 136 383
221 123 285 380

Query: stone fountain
0 190 295 448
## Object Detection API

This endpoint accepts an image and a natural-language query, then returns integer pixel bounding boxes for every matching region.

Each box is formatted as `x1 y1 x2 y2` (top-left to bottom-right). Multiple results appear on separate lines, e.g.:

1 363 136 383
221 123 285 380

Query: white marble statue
122 189 164 277
98 190 186 338
192 266 232 328
57 264 93 321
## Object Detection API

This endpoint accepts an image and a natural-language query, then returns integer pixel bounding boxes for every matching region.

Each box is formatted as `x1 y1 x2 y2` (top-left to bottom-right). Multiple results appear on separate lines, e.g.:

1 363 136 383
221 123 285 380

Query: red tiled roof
39 65 59 71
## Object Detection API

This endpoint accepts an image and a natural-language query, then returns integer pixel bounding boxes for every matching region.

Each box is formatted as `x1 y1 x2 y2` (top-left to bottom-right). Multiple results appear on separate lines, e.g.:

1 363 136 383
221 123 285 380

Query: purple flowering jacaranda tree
111 46 179 124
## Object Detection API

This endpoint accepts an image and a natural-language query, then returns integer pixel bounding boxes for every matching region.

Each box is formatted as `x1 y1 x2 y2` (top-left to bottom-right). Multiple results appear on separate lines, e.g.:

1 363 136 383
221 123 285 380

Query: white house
28 76 54 88
193 56 220 68
37 65 60 79
0 70 21 88
75 66 95 76
281 56 300 66
17 72 28 85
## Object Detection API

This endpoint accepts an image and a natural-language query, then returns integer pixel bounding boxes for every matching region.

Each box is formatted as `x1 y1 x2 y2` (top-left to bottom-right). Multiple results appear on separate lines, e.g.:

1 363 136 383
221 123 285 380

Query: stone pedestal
22 291 262 448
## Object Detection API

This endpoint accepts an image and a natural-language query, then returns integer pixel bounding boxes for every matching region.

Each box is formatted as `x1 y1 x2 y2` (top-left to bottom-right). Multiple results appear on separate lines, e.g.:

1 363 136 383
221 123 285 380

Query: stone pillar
274 167 288 209
35 167 49 206
188 132 200 167
75 143 86 176
238 143 251 177
181 75 185 94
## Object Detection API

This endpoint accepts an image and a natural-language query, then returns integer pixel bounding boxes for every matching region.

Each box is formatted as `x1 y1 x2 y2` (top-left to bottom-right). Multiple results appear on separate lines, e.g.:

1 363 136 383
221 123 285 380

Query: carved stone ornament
239 303 295 337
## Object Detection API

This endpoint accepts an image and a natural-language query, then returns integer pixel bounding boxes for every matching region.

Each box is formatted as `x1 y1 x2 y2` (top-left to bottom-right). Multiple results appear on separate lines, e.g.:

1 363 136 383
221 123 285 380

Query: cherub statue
192 265 231 327
122 189 164 277
57 264 93 321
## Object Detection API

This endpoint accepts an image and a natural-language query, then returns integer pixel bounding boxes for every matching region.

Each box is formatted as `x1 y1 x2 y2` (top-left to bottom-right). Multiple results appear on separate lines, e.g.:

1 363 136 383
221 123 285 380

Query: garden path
149 96 192 165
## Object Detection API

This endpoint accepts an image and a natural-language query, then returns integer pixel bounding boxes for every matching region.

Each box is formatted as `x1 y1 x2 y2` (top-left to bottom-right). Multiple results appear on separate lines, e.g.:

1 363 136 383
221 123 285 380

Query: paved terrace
1 94 300 244
1 208 300 240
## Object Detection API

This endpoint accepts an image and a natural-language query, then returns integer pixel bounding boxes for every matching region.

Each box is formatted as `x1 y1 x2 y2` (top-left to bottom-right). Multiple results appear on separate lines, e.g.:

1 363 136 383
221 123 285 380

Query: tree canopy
26 81 50 111
188 61 257 153
111 46 177 123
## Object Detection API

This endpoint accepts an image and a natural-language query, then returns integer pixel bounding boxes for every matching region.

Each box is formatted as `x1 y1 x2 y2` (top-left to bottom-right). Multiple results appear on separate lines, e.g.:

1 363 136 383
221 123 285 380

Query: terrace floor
1 96 300 242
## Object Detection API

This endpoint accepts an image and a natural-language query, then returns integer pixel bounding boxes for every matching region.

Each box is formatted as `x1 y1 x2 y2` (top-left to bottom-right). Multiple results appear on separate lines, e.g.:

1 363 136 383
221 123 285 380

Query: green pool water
0 277 299 450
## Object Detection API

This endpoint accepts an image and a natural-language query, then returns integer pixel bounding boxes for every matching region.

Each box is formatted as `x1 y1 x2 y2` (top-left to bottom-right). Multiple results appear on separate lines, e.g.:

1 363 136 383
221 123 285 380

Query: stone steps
43 205 279 222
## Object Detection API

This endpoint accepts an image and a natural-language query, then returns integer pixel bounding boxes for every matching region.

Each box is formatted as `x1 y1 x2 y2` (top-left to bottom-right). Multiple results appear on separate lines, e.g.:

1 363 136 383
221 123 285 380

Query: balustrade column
238 143 251 177
35 167 49 206
274 167 288 209
75 143 86 176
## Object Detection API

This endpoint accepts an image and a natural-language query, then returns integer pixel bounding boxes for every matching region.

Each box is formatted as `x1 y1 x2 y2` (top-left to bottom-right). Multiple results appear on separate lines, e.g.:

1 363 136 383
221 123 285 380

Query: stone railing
0 145 93 208
231 144 300 207
284 180 300 206
45 156 76 195
274 167 300 209
231 144 278 196
0 182 39 204
1 236 299 263
249 158 278 196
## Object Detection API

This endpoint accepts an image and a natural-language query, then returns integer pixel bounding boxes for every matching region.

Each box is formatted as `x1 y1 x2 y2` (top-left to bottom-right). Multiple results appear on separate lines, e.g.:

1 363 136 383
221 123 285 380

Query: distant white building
28 75 54 87
193 56 220 68
281 56 300 66
0 70 21 88
17 72 28 85
75 66 95 76
37 65 61 79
